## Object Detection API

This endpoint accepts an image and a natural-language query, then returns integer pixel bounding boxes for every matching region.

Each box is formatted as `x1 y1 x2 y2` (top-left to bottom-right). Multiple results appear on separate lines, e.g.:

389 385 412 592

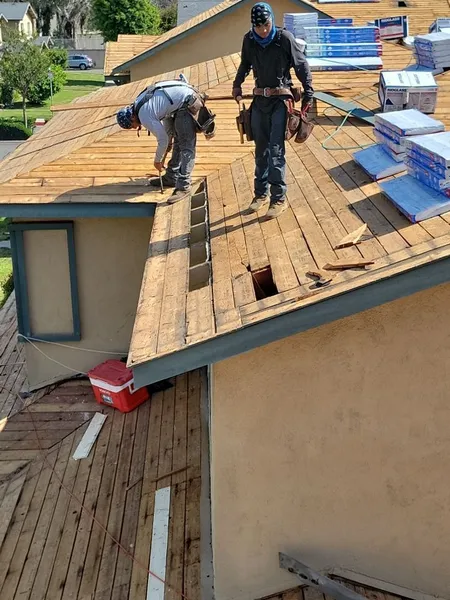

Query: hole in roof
251 266 278 300
397 0 408 6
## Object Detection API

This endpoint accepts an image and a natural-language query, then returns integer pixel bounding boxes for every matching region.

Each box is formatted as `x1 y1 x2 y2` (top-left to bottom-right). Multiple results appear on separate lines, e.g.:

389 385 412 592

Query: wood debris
323 259 374 270
334 224 369 249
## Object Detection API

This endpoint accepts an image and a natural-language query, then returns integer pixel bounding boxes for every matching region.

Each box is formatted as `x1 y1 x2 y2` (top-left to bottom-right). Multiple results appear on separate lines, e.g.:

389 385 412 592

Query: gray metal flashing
112 0 332 73
314 91 375 125
132 253 450 388
11 221 81 342
0 203 156 218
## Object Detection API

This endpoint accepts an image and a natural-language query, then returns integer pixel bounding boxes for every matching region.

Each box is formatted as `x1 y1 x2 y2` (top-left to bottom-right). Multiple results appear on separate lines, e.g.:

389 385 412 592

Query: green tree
33 0 60 36
160 2 177 33
0 32 51 127
92 0 161 42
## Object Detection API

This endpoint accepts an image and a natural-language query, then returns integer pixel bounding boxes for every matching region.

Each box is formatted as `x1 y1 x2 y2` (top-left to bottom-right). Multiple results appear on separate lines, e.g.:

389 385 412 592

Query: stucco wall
130 0 317 81
211 283 450 600
21 217 152 388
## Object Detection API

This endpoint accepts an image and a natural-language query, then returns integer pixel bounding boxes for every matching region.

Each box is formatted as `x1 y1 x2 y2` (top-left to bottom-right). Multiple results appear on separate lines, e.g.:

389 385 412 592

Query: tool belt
253 87 292 98
235 89 313 145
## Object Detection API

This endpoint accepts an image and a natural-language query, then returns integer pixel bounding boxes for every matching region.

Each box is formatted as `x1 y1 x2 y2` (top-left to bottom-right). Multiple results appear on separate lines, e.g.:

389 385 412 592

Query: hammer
158 139 173 195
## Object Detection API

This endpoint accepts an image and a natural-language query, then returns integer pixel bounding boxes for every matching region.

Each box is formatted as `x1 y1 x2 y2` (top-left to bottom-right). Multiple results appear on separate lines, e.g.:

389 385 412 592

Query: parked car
68 54 95 70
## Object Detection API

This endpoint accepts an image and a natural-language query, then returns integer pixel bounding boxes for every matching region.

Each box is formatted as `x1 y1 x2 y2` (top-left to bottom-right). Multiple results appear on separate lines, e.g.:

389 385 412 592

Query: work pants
251 98 287 203
164 107 197 191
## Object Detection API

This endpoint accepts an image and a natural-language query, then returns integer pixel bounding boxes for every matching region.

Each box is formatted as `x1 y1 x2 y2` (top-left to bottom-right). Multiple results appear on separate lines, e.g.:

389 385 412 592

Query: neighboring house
0 2 37 38
33 35 53 49
1 1 450 599
111 0 330 82
0 13 7 44
104 34 160 83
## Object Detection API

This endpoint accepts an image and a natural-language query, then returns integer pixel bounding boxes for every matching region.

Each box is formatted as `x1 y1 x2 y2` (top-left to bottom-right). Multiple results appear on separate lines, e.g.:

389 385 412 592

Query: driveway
0 141 23 161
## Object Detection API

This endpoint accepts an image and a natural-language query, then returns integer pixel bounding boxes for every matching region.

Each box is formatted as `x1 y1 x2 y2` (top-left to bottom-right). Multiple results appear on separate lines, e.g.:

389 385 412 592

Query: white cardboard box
378 71 438 113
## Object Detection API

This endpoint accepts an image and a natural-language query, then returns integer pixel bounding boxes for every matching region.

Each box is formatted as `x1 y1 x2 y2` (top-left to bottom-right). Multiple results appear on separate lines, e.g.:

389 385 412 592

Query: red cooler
88 360 149 413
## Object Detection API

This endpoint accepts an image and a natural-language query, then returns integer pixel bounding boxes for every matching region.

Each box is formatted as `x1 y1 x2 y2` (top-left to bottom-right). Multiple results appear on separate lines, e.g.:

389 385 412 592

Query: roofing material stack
380 131 450 222
429 18 450 33
353 109 444 180
303 25 382 71
283 13 318 40
379 71 438 113
414 32 450 73
404 132 450 192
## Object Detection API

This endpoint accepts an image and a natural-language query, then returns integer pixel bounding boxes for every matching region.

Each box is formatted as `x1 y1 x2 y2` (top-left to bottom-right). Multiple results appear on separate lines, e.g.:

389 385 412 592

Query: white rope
24 336 89 376
18 334 127 356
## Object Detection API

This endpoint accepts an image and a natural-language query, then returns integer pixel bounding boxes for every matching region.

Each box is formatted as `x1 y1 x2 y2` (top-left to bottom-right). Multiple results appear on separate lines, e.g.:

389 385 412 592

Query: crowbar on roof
279 553 367 600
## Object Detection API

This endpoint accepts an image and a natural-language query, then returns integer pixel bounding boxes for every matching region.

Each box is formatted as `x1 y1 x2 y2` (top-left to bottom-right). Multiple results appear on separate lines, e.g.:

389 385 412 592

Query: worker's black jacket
233 27 314 102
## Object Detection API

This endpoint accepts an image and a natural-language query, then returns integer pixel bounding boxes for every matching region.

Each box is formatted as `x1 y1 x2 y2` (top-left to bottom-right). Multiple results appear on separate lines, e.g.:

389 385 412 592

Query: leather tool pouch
291 87 302 103
236 103 253 142
189 93 216 138
284 99 314 144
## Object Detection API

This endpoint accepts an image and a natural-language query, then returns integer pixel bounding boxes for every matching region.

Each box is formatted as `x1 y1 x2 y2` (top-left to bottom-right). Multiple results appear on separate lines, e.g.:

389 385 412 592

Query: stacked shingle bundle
429 18 450 34
404 132 450 193
414 32 450 71
374 110 444 164
302 25 382 70
283 13 318 40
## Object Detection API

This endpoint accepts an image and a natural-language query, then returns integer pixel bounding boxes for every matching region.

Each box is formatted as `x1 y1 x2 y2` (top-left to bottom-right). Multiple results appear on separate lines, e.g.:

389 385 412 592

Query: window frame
10 221 81 342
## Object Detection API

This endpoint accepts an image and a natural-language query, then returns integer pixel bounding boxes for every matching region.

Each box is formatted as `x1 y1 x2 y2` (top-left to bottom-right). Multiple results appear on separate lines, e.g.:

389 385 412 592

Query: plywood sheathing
0 369 204 600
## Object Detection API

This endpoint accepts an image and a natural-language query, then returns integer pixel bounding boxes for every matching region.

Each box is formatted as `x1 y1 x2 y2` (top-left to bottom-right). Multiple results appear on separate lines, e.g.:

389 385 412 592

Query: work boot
248 195 268 213
148 175 176 188
266 199 287 219
167 188 191 204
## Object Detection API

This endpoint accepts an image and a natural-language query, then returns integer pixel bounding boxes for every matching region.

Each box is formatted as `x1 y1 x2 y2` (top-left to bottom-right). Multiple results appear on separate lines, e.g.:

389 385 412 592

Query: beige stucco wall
211 282 450 600
21 217 152 388
130 0 317 81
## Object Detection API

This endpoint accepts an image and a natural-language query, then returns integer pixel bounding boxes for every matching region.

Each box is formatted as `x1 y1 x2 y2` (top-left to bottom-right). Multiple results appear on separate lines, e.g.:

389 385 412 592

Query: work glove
232 87 243 103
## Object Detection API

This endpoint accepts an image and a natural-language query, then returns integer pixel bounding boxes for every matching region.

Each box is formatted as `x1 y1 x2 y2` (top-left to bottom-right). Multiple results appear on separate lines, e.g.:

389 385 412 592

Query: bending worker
233 2 314 218
116 77 202 204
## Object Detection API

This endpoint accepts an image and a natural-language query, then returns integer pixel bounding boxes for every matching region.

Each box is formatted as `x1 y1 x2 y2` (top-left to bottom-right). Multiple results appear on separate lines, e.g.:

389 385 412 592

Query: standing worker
232 2 314 218
116 77 203 204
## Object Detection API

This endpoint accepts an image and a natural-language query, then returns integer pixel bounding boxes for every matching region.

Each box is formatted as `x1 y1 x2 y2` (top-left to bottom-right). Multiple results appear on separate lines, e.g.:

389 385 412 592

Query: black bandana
251 3 272 27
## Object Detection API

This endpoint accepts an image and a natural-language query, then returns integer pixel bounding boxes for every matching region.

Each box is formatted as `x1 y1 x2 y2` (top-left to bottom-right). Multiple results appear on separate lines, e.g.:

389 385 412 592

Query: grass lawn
0 72 104 123
0 248 12 308
0 221 12 307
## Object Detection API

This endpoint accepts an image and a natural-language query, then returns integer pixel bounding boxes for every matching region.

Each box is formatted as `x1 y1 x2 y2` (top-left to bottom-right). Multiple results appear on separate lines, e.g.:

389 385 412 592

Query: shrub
160 3 177 33
45 48 68 69
1 271 14 304
27 64 67 105
0 118 32 140
0 83 14 107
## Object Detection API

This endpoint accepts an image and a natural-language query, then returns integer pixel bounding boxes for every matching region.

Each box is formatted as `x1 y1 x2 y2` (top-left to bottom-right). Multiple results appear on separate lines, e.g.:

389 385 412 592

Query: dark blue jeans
164 107 197 191
251 98 287 203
